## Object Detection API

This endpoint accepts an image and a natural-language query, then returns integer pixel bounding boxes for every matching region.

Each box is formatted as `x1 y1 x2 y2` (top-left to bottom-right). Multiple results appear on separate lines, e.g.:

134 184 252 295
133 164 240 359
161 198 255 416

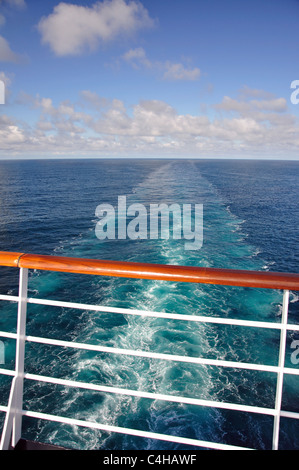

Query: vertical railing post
11 267 28 448
0 377 17 450
272 289 289 450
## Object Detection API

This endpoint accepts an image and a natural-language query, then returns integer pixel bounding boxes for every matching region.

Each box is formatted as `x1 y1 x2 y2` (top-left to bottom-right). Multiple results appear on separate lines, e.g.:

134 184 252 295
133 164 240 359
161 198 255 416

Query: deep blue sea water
0 158 298 450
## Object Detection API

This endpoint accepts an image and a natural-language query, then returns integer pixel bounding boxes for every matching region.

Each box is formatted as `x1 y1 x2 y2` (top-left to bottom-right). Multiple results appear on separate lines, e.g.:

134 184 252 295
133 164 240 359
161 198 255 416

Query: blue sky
0 0 299 159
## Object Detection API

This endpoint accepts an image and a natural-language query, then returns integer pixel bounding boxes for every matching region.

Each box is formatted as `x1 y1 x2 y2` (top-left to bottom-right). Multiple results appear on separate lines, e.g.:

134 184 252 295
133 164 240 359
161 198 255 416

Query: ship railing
0 251 298 451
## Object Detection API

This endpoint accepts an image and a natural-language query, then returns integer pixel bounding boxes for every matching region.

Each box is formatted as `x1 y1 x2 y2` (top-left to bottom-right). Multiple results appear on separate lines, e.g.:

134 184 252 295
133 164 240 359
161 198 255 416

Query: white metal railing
0 266 299 450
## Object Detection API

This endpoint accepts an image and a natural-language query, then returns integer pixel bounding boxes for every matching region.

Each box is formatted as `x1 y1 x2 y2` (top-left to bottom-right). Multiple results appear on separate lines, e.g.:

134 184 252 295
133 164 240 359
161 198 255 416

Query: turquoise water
0 158 298 449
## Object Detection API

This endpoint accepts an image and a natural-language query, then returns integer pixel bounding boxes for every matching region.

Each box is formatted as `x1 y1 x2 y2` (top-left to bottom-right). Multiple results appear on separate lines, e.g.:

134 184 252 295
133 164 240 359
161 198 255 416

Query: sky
0 0 299 159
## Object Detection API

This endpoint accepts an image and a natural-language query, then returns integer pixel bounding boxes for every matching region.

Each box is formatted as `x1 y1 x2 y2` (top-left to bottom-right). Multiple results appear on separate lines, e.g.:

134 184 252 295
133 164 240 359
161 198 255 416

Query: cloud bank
1 87 298 159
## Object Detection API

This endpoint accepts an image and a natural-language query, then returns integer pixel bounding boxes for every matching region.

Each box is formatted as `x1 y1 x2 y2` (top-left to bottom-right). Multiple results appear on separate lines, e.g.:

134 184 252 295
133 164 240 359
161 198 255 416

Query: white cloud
37 120 53 132
0 35 20 62
215 91 287 115
123 47 200 81
122 47 152 69
80 90 109 110
163 62 200 81
250 98 287 112
238 85 276 101
214 96 251 114
0 114 26 148
37 0 155 57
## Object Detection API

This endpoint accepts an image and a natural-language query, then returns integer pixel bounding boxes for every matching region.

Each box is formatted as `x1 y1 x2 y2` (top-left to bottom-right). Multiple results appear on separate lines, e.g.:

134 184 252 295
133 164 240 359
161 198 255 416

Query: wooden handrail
0 252 24 267
0 251 298 291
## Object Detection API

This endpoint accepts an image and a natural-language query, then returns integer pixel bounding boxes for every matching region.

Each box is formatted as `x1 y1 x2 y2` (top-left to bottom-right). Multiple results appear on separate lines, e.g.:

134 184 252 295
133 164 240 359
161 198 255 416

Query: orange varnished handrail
0 252 24 267
0 251 298 291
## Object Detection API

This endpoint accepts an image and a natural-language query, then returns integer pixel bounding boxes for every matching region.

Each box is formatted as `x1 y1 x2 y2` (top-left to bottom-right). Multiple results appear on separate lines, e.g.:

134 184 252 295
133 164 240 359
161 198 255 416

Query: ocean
0 158 298 450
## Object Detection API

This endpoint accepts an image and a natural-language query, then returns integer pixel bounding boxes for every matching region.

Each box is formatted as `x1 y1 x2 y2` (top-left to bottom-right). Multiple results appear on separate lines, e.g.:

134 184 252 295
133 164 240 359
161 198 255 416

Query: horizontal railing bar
2 293 299 332
280 410 299 420
24 334 280 373
2 294 299 332
24 372 277 417
1 372 297 424
26 297 299 331
1 371 298 419
0 331 17 339
0 368 16 377
24 334 299 375
0 328 298 377
282 367 299 376
0 295 19 302
0 251 299 290
21 409 252 450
